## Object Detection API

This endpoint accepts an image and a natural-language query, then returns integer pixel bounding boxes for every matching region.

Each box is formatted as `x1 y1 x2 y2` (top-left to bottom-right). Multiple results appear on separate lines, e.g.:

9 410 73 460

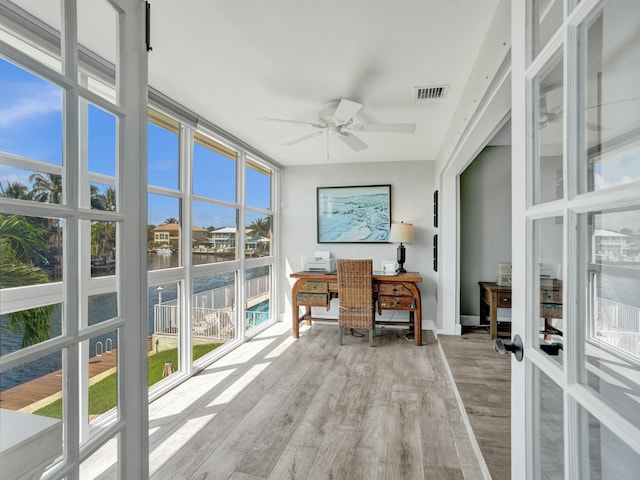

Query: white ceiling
12 0 502 167
149 0 501 166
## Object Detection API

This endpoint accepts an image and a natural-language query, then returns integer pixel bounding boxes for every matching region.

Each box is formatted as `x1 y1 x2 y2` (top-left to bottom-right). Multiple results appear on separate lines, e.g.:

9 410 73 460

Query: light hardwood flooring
439 327 511 480
84 322 494 479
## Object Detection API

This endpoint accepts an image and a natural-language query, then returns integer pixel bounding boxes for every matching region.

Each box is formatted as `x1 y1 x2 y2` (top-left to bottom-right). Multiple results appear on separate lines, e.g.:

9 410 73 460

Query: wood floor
439 327 511 480
83 322 505 479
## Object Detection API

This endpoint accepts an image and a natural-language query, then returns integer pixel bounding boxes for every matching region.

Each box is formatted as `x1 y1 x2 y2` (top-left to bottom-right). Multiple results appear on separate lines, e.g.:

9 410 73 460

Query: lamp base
396 244 407 273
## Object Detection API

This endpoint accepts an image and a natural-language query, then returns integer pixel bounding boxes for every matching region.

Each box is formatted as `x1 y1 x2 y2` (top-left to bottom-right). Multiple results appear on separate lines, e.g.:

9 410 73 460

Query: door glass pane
193 132 236 203
578 208 640 430
192 273 237 361
0 58 63 165
193 202 238 264
579 3 640 193
90 183 117 211
88 293 117 326
531 0 563 60
0 215 63 285
87 329 118 424
87 103 117 177
149 282 181 387
533 366 564 479
534 56 564 204
579 407 640 478
148 194 181 270
0 333 62 388
245 266 271 332
245 212 272 258
91 221 116 277
533 216 564 363
246 158 271 210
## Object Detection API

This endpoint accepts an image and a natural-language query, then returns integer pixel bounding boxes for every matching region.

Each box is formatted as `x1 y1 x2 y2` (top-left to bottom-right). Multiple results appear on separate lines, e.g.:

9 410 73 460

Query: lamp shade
389 222 414 243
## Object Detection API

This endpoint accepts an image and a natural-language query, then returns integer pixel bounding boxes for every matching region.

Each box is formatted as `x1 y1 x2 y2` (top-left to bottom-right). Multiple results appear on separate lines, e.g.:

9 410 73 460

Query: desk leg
489 293 497 340
292 303 299 338
414 307 422 346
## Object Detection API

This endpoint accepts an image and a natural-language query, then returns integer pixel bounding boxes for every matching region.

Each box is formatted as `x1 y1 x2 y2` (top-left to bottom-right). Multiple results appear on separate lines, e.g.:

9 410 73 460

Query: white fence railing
154 275 270 342
595 297 640 357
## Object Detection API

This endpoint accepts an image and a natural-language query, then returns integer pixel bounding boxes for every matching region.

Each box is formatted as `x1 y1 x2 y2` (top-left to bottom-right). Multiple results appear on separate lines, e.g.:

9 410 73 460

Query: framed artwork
317 185 391 243
433 234 438 271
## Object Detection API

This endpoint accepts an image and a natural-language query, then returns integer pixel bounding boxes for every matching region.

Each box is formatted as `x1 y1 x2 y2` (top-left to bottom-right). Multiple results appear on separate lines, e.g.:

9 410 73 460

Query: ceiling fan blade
281 131 324 146
350 123 416 133
337 132 368 151
260 117 323 128
332 99 363 125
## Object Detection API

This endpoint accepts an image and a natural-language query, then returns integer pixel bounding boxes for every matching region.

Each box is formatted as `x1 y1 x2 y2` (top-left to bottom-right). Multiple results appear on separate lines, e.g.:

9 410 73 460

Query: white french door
512 0 640 478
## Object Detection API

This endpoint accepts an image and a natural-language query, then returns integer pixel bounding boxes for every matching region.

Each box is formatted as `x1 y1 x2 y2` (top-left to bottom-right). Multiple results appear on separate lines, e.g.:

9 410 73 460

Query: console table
290 271 423 345
479 280 563 340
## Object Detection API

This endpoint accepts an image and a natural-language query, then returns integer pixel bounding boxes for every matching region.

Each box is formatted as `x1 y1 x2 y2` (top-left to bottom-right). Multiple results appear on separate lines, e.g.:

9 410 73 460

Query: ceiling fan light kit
263 98 417 156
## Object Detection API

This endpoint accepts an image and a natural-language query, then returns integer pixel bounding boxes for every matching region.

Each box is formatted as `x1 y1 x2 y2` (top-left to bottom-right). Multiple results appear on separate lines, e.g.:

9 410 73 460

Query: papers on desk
373 270 398 276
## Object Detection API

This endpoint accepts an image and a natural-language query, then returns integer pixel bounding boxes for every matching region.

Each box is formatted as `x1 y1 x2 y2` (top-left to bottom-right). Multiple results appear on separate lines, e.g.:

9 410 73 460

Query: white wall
459 146 512 319
280 160 436 331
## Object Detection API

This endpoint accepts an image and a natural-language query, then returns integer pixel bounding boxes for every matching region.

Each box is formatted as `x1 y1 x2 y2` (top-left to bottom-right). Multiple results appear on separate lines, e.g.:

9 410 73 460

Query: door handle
495 334 524 362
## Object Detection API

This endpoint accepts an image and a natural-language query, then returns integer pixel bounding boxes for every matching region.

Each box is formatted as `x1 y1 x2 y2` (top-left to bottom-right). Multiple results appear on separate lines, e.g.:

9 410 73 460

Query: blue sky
0 56 271 230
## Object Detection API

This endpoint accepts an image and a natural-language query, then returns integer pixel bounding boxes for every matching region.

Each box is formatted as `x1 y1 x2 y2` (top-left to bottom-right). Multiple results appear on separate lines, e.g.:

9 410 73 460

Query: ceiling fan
262 98 416 153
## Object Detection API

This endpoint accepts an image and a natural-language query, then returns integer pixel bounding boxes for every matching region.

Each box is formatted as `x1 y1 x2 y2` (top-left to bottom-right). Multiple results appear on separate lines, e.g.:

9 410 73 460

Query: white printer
302 251 336 273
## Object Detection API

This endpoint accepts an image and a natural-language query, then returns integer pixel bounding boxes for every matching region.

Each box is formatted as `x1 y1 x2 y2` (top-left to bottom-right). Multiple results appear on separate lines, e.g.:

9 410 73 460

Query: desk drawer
378 284 412 297
497 293 511 307
300 281 328 293
379 295 415 309
297 293 328 306
540 289 561 303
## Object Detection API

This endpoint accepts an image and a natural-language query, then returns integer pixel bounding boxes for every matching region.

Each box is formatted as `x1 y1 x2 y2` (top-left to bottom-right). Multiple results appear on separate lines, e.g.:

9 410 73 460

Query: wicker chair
337 259 375 346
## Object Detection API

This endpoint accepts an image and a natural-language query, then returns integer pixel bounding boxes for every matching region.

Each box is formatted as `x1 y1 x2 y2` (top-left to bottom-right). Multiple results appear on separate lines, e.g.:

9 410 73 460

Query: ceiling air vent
413 85 449 101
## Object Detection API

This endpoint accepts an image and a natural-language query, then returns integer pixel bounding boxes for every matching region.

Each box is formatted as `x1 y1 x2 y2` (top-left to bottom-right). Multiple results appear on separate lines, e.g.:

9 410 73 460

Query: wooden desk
479 280 563 340
290 271 423 345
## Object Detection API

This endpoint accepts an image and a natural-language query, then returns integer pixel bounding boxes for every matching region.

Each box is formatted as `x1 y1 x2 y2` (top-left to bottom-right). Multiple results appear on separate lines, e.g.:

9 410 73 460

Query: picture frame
433 190 439 228
317 185 391 243
381 260 396 274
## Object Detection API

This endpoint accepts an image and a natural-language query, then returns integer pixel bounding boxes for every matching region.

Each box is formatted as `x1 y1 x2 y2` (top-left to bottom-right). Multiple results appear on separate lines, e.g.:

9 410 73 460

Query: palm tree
247 217 271 238
0 215 54 347
29 172 62 204
1 181 32 200
164 217 178 224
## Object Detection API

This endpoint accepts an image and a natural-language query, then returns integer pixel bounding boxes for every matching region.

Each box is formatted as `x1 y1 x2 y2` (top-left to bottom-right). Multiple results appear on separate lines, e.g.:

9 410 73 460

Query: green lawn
34 342 221 419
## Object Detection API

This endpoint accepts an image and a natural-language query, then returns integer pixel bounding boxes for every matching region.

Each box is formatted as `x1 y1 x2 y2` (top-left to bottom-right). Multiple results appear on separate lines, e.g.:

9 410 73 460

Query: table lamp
389 222 414 273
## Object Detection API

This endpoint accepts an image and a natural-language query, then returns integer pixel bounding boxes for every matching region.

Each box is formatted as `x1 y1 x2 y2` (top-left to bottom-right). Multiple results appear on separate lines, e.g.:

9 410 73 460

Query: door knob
495 334 524 362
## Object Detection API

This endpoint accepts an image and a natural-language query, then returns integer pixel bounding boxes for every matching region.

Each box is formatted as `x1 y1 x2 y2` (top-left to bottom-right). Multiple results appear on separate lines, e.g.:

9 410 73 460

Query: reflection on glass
0 214 63 285
148 110 179 190
531 0 563 59
0 58 63 164
245 266 271 332
90 183 116 211
245 212 272 258
580 408 640 478
534 56 564 204
80 435 118 478
86 329 118 423
192 202 237 265
193 132 237 202
0 350 63 418
192 273 236 362
148 193 181 271
246 159 271 210
88 293 117 326
87 103 117 177
91 221 116 277
534 216 564 364
148 282 180 386
0 304 62 355
534 367 564 479
579 208 640 430
580 5 640 192
0 167 62 205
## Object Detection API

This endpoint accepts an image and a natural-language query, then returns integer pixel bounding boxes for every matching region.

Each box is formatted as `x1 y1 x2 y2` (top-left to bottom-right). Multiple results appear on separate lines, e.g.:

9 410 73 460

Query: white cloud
0 86 61 128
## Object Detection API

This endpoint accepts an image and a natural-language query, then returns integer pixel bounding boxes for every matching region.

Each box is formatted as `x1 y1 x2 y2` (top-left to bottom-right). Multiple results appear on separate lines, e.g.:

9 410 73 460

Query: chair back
337 259 374 330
